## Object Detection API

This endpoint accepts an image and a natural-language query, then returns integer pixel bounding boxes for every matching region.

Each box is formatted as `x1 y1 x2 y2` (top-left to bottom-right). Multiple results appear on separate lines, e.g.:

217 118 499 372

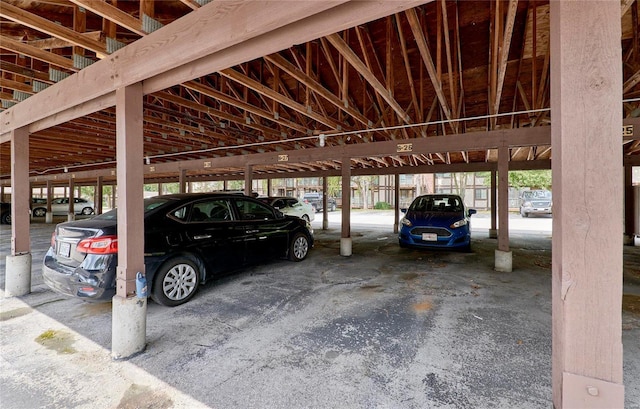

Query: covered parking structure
1 1 639 407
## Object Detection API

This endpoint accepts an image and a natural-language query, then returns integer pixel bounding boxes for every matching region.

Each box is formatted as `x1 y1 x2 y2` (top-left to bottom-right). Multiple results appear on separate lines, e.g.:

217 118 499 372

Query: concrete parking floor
0 217 639 409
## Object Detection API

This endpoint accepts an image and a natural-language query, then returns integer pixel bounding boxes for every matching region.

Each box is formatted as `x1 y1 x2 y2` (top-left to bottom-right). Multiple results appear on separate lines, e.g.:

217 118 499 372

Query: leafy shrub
374 201 391 210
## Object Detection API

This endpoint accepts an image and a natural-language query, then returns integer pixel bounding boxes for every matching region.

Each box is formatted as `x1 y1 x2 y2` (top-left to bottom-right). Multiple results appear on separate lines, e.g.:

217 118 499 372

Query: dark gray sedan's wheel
33 207 46 217
330 203 336 211
151 257 201 307
289 233 309 261
1 212 10 225
81 207 94 215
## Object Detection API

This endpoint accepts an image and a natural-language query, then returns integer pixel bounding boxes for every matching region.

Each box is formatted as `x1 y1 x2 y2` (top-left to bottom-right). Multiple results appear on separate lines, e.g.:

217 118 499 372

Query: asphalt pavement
0 213 638 409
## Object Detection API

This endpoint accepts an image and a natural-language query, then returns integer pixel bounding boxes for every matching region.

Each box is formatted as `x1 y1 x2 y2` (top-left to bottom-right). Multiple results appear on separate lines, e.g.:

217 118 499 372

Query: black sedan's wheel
289 233 310 261
81 207 94 215
151 256 201 307
33 207 46 217
1 212 10 225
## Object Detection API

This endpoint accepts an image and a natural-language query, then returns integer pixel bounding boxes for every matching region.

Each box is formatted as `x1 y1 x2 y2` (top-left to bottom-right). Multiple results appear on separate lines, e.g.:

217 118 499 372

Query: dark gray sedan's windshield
92 198 172 221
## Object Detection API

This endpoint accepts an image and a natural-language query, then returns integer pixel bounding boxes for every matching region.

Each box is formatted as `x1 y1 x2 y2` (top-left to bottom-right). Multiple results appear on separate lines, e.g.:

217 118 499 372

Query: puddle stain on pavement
117 384 173 409
35 329 77 355
0 307 33 322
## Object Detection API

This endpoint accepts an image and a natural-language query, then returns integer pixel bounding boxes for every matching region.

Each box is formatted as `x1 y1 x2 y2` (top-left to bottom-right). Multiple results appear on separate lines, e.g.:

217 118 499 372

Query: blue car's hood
404 211 464 227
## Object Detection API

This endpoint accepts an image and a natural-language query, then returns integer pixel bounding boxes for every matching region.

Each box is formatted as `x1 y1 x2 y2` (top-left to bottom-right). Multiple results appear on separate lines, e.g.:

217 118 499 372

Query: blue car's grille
410 227 451 237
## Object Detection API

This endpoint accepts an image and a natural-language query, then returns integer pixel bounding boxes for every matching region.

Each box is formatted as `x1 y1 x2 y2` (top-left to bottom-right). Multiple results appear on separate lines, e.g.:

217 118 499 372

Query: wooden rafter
265 53 370 128
0 35 78 71
219 68 342 130
325 33 411 124
491 0 518 125
0 1 107 56
405 7 453 123
69 0 147 36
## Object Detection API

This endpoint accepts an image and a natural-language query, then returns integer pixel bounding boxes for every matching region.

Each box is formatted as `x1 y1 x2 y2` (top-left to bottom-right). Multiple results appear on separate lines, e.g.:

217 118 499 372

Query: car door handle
193 234 212 239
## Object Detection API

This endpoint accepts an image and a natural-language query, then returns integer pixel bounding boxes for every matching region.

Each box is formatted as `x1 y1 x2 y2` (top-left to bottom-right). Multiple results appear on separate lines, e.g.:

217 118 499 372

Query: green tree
508 170 552 190
477 170 552 190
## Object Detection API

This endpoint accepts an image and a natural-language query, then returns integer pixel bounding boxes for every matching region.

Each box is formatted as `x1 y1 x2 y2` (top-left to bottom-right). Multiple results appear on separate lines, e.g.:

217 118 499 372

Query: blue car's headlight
401 218 412 227
450 219 467 228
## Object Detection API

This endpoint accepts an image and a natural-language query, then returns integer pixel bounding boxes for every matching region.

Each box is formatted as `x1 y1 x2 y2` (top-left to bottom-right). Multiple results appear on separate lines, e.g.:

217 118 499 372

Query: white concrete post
495 146 512 272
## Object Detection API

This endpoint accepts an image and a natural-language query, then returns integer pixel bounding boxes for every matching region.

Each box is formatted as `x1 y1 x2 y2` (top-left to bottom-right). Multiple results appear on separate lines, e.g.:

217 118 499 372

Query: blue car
399 194 476 252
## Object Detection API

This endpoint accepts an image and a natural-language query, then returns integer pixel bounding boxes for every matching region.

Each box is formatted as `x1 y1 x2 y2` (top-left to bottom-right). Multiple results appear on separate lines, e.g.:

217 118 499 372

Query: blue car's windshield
92 197 172 221
409 195 463 212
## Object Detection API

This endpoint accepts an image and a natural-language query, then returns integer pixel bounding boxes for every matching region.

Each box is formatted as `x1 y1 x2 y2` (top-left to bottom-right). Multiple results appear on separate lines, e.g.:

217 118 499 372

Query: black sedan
0 202 10 224
43 193 314 307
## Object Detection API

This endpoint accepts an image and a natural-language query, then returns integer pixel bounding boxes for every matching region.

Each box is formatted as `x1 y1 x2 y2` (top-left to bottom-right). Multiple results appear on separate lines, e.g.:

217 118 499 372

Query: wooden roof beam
69 0 147 36
326 32 411 124
0 1 108 56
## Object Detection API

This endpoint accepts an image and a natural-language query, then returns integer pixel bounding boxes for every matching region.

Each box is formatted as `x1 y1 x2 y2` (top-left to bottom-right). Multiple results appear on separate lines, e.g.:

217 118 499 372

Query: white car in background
32 197 95 217
259 196 315 222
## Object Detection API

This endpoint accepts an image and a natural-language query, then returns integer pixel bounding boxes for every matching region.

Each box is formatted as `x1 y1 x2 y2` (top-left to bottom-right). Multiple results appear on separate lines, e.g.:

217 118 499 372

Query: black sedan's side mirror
468 209 477 216
400 208 408 214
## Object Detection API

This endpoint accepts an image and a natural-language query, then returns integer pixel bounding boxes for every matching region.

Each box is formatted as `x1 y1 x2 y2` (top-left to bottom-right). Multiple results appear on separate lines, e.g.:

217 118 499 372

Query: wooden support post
6 126 31 297
45 180 53 223
394 173 400 234
245 165 253 196
624 165 635 243
322 176 329 230
341 157 351 256
68 178 75 221
489 169 498 238
495 146 512 272
550 2 624 407
113 82 147 359
96 176 103 215
179 169 186 194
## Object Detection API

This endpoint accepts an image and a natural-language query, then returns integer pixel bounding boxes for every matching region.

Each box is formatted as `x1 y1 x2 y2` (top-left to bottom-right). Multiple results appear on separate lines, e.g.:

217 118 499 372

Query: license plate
58 242 71 258
422 233 437 241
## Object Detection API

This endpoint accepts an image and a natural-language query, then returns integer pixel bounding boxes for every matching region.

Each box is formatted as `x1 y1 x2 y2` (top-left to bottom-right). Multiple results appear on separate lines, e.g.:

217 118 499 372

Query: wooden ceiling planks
0 0 638 184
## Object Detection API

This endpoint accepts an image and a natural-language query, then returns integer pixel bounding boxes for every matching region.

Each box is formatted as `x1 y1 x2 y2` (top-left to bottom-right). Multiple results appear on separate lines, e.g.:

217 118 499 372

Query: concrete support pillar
67 178 75 222
341 157 352 256
6 126 31 297
495 146 511 272
112 296 147 360
550 2 624 407
113 83 147 359
322 176 329 230
393 173 400 234
245 165 253 196
489 169 498 239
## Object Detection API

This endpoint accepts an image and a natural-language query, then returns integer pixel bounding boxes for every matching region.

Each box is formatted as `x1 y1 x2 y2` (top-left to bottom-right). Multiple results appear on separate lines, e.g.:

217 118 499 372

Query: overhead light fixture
319 134 325 147
145 156 150 165
63 167 68 173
